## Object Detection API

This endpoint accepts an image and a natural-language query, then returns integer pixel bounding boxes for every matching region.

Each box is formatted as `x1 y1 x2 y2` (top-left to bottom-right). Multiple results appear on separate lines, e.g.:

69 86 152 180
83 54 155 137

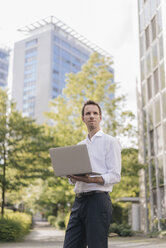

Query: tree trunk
1 149 6 218
1 182 5 217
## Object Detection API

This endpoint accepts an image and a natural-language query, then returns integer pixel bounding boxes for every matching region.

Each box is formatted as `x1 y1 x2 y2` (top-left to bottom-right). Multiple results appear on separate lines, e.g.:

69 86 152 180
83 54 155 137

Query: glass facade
52 36 89 99
22 40 37 117
12 16 113 124
138 0 166 230
0 48 9 89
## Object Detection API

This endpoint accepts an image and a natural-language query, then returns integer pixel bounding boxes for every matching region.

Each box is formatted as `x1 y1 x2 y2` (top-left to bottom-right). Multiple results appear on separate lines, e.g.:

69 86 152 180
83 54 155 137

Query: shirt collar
86 129 104 141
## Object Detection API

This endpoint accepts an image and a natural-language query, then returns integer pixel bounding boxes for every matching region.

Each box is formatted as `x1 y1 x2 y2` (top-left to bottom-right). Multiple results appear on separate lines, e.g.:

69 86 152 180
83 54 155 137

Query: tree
111 148 143 202
38 53 137 218
45 53 135 147
0 88 54 216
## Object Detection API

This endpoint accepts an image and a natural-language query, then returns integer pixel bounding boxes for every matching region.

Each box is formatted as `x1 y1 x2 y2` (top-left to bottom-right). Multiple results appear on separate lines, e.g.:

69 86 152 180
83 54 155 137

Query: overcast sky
0 0 140 115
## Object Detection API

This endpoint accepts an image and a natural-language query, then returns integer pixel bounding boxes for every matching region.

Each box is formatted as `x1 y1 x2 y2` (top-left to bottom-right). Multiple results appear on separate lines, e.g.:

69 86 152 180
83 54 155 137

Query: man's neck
88 128 100 140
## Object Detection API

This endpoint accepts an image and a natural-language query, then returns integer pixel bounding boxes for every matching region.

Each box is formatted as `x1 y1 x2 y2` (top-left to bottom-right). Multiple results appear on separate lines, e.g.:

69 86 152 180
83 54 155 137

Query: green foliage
39 53 137 223
35 177 75 218
109 223 133 237
0 218 22 241
0 88 54 216
48 213 65 230
48 215 56 226
45 53 135 147
0 211 32 241
111 203 128 224
111 148 143 202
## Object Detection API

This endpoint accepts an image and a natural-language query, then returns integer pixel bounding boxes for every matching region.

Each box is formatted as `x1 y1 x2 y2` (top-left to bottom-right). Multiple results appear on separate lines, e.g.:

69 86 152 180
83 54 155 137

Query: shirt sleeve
101 137 121 186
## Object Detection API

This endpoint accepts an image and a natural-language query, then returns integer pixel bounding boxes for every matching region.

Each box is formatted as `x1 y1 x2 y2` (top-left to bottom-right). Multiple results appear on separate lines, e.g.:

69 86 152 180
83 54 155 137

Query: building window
146 52 151 75
158 156 164 186
150 159 156 188
160 63 165 90
147 76 152 100
157 8 162 34
142 83 146 106
162 91 166 119
152 43 158 68
0 62 8 71
157 0 161 6
0 51 9 60
148 103 153 130
139 12 144 33
145 25 150 49
150 129 155 156
151 16 157 41
141 59 145 81
153 68 159 95
139 0 144 11
154 97 161 125
156 125 162 154
163 122 166 151
159 36 164 61
140 35 145 58
150 0 156 18
144 1 150 27
26 39 38 48
25 47 37 56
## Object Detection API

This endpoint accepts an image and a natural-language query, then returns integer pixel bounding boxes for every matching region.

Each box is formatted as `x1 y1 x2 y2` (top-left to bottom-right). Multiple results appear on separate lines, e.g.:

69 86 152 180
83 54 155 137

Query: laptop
49 144 100 176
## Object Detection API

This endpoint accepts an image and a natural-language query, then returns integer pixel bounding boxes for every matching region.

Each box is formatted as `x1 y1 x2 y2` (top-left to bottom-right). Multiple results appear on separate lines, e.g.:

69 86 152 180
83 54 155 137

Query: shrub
48 213 66 230
0 212 32 241
57 220 65 229
48 215 56 226
109 223 133 237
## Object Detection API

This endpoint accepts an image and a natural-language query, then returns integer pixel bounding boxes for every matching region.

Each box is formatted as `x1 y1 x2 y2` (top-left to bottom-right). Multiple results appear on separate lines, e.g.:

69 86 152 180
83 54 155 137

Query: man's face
82 104 102 131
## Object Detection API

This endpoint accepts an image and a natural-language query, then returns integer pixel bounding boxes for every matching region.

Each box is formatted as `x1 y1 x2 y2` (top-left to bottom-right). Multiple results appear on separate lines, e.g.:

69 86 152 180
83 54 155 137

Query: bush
0 212 32 241
109 223 133 237
48 213 66 230
57 220 65 229
48 215 56 226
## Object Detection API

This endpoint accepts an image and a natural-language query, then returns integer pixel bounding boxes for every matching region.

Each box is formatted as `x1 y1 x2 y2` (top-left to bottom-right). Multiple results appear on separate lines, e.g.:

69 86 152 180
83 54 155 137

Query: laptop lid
49 144 99 176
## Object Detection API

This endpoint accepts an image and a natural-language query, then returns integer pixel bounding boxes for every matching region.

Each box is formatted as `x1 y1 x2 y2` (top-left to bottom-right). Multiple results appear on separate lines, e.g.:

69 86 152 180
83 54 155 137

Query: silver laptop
49 144 100 176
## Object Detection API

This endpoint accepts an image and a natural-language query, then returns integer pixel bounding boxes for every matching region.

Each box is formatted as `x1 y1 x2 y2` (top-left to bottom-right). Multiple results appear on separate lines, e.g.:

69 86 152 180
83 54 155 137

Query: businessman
63 100 121 248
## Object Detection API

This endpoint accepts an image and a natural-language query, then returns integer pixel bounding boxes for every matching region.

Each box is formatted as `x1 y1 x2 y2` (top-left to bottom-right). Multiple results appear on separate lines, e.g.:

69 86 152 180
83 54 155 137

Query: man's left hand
68 174 104 185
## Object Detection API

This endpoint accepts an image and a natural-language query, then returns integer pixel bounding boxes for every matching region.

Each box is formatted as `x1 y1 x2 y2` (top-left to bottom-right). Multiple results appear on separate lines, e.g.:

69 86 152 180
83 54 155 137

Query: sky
0 0 140 115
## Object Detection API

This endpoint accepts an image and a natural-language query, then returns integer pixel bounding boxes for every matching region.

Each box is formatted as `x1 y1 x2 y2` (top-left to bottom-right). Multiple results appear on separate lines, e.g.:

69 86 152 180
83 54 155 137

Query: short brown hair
82 100 102 116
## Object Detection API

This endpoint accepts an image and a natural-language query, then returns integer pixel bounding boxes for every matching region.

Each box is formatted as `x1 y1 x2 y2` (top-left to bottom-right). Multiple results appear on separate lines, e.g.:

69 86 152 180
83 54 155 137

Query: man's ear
82 116 85 123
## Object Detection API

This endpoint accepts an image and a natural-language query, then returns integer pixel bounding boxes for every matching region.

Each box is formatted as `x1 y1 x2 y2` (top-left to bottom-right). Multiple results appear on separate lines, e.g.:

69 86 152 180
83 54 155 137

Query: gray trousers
63 192 112 248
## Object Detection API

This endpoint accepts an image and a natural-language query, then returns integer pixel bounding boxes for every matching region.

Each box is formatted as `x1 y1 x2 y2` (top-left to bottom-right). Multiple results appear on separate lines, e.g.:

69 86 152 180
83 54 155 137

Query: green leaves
0 88 54 216
111 148 144 202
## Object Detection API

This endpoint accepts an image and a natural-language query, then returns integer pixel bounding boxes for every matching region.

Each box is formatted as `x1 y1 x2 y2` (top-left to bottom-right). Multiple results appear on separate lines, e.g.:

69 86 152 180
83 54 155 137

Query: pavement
0 221 166 248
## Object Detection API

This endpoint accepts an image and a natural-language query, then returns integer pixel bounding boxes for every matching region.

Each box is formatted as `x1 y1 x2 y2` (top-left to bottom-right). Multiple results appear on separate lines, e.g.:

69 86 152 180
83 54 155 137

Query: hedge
109 223 133 237
0 212 32 241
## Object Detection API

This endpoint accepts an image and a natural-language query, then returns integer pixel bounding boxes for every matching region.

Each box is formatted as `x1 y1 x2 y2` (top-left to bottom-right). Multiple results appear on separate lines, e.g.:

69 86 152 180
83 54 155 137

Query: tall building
12 16 113 124
137 0 166 231
0 47 10 89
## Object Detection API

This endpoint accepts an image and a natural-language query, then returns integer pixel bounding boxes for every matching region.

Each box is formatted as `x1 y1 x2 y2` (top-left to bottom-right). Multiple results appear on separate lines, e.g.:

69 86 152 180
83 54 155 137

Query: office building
137 0 166 231
0 47 10 89
12 16 113 124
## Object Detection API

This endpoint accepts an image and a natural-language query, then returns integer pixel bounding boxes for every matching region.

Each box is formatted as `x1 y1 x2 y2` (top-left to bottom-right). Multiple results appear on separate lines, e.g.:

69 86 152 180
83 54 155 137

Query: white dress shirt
74 130 121 194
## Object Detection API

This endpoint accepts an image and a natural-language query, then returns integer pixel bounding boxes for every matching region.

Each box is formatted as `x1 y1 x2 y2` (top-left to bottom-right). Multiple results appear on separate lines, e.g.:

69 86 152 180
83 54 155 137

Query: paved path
0 221 166 248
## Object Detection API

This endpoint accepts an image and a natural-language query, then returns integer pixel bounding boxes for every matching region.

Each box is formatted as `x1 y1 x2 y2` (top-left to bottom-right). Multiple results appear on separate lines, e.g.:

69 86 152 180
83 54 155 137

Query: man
63 100 121 248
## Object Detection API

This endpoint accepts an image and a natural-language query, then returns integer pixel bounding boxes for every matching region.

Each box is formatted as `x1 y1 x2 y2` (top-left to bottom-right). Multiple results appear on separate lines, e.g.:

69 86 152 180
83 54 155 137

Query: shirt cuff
101 174 108 185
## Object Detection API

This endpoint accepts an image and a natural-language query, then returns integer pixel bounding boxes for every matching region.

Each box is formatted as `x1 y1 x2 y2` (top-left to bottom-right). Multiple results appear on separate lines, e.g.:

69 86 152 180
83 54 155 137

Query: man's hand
67 174 104 185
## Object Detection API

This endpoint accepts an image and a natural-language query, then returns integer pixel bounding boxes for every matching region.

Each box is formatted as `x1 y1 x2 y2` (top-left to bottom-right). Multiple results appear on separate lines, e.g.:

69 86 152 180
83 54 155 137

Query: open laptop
49 144 100 176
